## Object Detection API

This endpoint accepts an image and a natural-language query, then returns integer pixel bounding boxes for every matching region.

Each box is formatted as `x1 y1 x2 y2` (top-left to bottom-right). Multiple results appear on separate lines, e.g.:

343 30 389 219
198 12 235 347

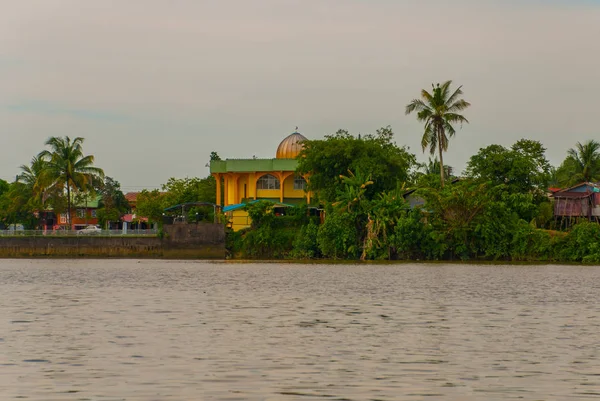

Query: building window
257 174 280 190
293 175 307 190
76 209 85 218
91 210 97 218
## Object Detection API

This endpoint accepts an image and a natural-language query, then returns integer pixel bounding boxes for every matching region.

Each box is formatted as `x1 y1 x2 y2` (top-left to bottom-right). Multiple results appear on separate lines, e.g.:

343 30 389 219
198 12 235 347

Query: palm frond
405 99 430 115
447 99 471 113
439 80 453 102
444 113 469 126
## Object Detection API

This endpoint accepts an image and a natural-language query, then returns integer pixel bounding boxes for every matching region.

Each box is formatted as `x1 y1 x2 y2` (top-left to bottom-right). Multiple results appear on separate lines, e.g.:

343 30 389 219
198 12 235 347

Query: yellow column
214 174 221 206
248 173 256 200
223 175 229 206
227 174 236 206
278 172 284 203
232 173 240 205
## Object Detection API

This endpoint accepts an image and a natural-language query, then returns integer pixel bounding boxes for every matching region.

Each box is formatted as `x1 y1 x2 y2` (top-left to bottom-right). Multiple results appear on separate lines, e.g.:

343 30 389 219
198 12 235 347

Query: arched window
293 175 307 190
257 174 280 190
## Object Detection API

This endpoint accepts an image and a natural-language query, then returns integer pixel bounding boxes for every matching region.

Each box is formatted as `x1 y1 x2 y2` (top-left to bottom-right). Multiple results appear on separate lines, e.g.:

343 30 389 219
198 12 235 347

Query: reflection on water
1 260 600 400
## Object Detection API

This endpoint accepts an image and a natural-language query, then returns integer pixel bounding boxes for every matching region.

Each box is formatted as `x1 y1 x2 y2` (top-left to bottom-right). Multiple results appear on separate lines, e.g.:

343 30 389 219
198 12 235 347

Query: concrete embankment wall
0 223 226 259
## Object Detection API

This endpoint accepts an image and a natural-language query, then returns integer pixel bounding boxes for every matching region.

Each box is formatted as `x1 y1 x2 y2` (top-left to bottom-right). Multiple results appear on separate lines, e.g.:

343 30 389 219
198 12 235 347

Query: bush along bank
225 180 600 264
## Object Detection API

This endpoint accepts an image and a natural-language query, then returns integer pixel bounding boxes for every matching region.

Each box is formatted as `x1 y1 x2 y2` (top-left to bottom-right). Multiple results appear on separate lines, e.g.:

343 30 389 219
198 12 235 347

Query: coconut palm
406 81 470 187
38 136 104 227
17 156 48 205
557 140 600 187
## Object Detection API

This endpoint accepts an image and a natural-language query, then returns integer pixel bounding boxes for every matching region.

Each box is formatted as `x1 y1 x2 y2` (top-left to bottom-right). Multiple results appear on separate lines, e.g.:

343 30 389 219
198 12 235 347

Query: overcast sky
1 0 599 191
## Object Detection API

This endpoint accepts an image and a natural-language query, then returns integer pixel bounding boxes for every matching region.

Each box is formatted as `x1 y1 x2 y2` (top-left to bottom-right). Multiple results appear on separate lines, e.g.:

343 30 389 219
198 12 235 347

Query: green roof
210 158 298 173
72 194 102 208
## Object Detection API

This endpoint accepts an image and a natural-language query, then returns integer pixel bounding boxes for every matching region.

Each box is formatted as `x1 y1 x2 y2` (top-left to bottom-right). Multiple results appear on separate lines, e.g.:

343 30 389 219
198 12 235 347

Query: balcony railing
0 229 158 237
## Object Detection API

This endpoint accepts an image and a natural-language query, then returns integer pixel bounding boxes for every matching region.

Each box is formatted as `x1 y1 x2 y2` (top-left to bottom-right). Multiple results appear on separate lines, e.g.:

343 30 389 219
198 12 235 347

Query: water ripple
1 260 599 400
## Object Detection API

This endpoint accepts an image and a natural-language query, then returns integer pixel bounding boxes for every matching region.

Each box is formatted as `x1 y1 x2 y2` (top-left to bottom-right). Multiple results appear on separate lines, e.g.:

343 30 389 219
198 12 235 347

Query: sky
1 0 599 192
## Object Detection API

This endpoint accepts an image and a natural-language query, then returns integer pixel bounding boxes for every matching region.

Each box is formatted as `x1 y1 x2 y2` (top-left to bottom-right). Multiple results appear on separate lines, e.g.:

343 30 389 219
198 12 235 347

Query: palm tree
38 136 104 228
557 140 600 187
17 156 47 201
406 81 470 187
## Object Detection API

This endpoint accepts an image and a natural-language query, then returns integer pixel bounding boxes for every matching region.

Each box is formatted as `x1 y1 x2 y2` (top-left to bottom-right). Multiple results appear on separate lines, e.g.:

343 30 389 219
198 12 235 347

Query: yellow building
210 131 312 230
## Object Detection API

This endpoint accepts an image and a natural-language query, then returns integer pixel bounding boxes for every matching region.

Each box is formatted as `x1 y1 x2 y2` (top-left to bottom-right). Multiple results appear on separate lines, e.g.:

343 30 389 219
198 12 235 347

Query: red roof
124 192 139 203
121 214 148 223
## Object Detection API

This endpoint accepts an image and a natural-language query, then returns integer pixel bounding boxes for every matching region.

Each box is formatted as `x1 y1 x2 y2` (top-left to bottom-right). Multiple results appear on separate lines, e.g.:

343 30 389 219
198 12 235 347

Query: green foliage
97 177 130 228
225 228 244 258
465 139 551 203
557 222 600 263
136 189 166 225
162 176 217 222
296 126 417 203
392 209 441 260
417 180 492 259
238 202 302 259
292 221 320 259
0 179 9 197
535 202 554 229
226 174 600 264
556 140 600 186
317 207 359 259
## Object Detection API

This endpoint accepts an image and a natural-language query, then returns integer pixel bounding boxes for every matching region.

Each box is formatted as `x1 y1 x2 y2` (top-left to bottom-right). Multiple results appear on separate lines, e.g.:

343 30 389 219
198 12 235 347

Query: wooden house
551 182 600 224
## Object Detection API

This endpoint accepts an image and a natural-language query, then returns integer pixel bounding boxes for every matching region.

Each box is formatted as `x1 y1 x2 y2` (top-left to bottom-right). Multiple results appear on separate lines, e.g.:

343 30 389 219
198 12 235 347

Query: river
1 260 599 400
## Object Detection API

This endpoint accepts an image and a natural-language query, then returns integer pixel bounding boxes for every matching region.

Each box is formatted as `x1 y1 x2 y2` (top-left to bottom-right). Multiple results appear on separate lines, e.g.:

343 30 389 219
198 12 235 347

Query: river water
1 260 600 400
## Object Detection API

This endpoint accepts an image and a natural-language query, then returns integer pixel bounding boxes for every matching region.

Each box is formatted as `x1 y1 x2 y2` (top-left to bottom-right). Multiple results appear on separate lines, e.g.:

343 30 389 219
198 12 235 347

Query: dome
276 131 307 159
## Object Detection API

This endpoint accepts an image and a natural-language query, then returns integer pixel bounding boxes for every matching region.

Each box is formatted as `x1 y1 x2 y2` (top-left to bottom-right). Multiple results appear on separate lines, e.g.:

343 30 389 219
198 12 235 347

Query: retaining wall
0 223 226 259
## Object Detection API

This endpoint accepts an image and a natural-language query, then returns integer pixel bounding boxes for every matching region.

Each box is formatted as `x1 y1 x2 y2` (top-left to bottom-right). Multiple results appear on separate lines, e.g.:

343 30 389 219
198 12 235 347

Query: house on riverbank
551 182 600 226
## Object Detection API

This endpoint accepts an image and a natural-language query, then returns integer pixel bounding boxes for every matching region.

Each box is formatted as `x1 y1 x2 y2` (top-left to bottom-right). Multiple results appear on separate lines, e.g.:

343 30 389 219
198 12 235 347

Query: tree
405 81 470 187
38 136 104 227
210 151 222 161
297 126 417 203
136 189 166 226
465 139 551 197
0 179 10 228
162 176 217 222
97 177 130 228
556 140 600 186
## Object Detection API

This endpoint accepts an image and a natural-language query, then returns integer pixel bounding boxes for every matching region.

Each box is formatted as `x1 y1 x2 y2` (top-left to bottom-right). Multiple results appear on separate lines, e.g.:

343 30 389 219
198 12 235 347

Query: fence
0 229 158 237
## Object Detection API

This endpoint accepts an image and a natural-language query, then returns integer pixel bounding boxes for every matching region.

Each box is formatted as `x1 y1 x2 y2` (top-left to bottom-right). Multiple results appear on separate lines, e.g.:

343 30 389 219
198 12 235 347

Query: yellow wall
283 175 306 199
230 210 251 231
217 171 310 206
255 189 279 199
237 176 248 201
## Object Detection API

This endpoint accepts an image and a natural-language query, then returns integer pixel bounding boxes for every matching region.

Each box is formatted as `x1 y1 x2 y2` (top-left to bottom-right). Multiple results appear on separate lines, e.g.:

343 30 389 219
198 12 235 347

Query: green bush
291 221 321 259
317 210 359 259
558 222 600 263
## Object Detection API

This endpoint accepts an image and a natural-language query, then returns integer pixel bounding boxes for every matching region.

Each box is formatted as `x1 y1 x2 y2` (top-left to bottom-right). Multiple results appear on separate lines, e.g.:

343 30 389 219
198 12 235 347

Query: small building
49 194 102 230
552 182 600 224
210 130 313 230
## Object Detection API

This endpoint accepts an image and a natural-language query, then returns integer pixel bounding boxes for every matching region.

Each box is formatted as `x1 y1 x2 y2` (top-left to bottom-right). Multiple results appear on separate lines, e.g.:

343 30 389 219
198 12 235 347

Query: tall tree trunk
66 183 71 229
438 127 445 188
